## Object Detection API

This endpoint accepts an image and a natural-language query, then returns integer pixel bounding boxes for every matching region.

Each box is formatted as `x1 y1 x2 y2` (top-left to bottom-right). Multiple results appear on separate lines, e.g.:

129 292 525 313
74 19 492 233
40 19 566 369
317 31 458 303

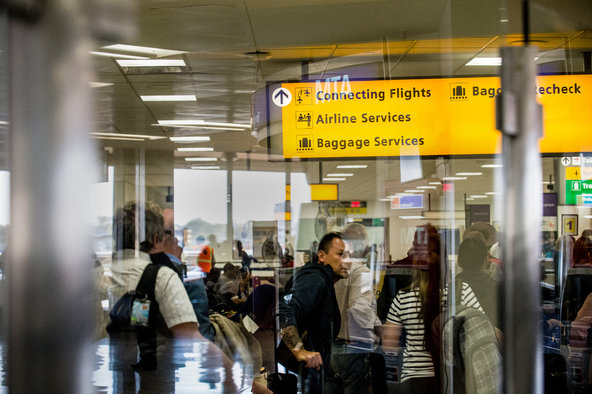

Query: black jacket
281 263 341 365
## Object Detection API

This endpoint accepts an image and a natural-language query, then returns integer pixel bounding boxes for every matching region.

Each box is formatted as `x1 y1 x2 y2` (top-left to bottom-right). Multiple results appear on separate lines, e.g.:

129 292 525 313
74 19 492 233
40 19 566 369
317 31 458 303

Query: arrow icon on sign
272 87 292 107
275 89 289 104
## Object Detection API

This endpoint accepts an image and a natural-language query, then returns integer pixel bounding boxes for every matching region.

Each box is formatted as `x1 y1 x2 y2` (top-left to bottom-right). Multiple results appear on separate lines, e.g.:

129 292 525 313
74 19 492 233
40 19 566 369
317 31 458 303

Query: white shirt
334 259 381 345
110 250 197 329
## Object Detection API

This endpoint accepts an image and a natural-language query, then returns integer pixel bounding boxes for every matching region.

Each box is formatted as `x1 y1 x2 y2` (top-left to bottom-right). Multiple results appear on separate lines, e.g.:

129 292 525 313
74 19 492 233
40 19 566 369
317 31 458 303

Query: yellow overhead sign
566 166 592 180
310 184 338 201
277 75 592 159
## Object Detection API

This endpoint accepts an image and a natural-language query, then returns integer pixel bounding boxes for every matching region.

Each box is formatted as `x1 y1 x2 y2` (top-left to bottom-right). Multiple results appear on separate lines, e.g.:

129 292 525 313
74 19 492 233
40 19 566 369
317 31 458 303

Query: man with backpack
108 201 234 389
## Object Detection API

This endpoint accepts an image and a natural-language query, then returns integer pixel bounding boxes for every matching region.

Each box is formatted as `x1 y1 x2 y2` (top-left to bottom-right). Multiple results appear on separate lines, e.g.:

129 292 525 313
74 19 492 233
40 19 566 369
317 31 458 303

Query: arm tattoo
281 326 302 349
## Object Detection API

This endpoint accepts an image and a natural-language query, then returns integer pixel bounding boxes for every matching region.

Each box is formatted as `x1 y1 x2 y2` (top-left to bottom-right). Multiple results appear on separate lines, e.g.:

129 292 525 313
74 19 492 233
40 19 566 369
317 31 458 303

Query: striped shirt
386 282 482 382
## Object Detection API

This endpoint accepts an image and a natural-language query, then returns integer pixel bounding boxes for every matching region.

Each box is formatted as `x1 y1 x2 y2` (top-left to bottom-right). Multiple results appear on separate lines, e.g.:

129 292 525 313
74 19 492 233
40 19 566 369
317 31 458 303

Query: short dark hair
318 232 342 254
113 200 164 252
458 237 488 272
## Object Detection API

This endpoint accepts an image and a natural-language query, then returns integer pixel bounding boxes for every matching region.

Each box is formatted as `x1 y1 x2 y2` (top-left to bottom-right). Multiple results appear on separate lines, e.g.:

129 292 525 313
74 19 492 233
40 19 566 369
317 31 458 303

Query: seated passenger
215 263 242 310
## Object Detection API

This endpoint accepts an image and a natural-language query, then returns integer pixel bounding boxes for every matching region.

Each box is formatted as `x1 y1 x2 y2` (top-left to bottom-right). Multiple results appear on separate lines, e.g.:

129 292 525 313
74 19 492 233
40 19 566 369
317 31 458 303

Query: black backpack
106 263 162 334
107 259 172 370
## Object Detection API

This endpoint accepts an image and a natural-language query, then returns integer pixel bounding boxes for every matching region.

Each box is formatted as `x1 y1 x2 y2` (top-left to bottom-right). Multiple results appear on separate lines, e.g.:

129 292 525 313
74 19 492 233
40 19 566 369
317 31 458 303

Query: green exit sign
565 180 592 205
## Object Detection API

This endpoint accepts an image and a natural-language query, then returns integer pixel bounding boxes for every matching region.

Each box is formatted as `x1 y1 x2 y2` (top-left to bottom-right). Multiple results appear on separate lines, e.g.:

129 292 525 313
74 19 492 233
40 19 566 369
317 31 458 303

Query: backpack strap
135 263 161 301
452 315 466 376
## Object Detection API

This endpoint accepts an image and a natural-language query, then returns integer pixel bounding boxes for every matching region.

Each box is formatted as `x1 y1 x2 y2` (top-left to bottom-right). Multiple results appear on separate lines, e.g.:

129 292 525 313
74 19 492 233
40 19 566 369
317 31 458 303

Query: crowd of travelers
92 200 592 393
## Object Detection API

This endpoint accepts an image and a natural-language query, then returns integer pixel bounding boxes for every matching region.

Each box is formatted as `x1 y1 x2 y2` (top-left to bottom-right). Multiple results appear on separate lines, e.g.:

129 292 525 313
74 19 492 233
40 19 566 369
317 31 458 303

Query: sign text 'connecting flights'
275 75 592 159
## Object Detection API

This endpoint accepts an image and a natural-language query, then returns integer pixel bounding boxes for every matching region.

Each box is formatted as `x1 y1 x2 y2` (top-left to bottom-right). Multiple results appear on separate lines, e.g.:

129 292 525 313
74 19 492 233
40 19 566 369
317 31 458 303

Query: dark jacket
458 271 499 328
281 264 341 365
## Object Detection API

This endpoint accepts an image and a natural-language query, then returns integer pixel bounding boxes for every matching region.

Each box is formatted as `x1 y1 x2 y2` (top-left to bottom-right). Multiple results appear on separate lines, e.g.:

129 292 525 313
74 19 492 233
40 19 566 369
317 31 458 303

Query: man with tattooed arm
280 232 349 393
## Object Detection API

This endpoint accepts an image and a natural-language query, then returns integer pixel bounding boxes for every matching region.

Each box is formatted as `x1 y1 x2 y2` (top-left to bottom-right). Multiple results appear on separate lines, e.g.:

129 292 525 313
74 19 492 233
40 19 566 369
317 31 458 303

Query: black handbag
267 371 298 394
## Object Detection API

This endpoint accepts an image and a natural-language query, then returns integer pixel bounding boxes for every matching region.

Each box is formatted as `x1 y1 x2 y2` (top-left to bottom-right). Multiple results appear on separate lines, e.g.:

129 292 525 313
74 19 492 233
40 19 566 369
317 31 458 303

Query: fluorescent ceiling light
404 189 424 193
91 136 144 142
399 216 426 220
116 59 186 67
89 82 114 88
429 182 441 185
185 157 217 162
191 166 220 170
379 198 391 201
103 44 185 57
326 173 353 177
141 95 197 102
158 120 250 129
442 176 467 181
177 147 214 152
90 51 149 60
92 132 165 141
481 164 503 168
485 192 501 195
417 186 437 189
466 57 502 66
323 177 346 181
470 195 488 199
456 172 483 176
337 165 367 169
169 136 210 143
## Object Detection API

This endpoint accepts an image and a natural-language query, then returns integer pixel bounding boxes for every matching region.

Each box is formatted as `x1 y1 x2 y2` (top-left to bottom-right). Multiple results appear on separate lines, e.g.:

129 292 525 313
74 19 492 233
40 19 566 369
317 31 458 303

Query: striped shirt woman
386 282 482 383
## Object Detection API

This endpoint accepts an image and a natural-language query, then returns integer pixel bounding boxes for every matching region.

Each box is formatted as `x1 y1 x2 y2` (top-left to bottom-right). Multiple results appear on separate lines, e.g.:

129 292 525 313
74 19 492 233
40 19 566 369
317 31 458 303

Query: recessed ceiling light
90 51 149 60
323 177 346 181
326 173 353 177
169 136 210 143
141 95 197 102
442 176 468 181
337 165 367 169
191 166 220 170
103 44 185 57
116 59 186 67
177 147 214 152
481 164 503 168
456 172 483 176
399 216 426 220
185 157 217 162
466 57 502 66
